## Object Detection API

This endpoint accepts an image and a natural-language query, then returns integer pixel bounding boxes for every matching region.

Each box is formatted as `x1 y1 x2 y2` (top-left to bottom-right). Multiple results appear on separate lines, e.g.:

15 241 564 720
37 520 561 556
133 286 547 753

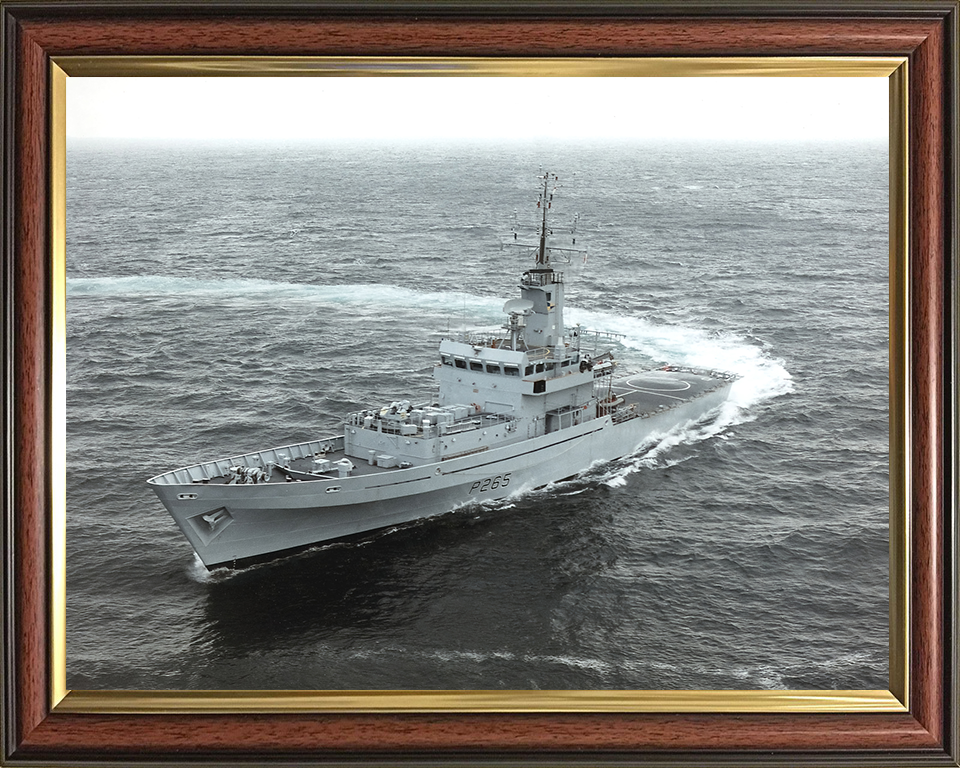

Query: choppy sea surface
65 139 888 690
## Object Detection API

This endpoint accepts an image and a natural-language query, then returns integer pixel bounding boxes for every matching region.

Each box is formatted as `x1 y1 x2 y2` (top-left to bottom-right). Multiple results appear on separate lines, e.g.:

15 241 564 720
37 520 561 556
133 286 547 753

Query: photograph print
65 75 890 691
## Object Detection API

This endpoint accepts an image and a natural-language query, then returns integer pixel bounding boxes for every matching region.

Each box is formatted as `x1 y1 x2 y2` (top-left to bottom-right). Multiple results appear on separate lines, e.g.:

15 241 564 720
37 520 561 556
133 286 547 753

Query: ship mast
521 171 580 270
537 171 552 267
510 173 586 274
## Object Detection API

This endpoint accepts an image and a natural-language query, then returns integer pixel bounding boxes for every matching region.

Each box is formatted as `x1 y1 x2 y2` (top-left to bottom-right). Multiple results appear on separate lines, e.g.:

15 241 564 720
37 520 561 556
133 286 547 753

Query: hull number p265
469 473 511 494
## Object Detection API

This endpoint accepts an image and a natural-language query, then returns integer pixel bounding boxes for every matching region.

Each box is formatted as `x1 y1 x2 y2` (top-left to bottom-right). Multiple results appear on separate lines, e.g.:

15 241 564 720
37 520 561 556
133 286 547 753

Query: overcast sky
66 77 888 142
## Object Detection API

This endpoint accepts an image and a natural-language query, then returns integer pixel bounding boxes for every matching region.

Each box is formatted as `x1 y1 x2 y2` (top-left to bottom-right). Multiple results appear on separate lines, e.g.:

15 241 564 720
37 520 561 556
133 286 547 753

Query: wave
69 277 789 386
599 418 729 489
565 306 792 410
67 276 497 316
342 645 616 677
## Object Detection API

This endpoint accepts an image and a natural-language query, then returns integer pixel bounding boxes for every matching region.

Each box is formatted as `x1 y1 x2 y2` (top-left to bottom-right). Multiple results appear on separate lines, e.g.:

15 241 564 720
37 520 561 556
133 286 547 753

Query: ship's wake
71 276 791 410
67 276 495 318
69 274 787 382
130 277 794 581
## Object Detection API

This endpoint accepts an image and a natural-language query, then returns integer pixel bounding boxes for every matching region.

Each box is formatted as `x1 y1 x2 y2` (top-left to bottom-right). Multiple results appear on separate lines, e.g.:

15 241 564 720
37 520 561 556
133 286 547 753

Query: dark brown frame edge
1 2 957 766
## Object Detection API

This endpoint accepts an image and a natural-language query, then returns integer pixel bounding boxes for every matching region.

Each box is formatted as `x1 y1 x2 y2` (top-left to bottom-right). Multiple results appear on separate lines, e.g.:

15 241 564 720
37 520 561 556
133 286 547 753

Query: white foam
361 646 616 676
559 305 791 487
69 275 790 406
566 306 793 412
67 276 498 318
186 553 223 583
599 412 737 488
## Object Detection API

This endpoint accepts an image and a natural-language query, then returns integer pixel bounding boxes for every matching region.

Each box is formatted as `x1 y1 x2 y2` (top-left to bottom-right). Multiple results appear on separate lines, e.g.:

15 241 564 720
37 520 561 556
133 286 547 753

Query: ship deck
170 367 735 488
612 367 735 416
204 449 394 486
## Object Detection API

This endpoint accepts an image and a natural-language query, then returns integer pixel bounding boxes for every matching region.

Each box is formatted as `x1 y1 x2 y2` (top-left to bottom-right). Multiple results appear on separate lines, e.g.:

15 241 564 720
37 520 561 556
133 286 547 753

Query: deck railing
150 435 345 485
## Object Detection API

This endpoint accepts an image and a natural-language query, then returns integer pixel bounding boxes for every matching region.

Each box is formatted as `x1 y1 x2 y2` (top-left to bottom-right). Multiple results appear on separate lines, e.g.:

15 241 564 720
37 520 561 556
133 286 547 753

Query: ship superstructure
149 173 737 569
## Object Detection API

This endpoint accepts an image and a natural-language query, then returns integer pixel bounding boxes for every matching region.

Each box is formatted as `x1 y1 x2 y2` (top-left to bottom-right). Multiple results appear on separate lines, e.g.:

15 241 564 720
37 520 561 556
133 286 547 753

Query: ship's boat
149 173 737 569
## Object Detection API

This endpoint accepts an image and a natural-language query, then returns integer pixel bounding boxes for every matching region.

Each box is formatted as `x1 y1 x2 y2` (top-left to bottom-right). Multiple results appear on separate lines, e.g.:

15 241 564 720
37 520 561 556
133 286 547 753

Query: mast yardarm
512 171 583 270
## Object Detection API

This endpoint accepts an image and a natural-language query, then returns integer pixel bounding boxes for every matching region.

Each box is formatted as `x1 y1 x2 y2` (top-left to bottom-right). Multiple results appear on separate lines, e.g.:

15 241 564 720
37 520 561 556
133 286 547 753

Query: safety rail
659 365 739 381
357 411 516 438
523 346 556 361
611 403 639 424
443 413 515 434
452 333 558 364
522 270 564 286
150 436 346 485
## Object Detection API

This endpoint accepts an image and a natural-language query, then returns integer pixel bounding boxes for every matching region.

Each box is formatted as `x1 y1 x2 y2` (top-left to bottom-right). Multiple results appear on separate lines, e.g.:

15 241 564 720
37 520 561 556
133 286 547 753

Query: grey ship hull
150 374 733 569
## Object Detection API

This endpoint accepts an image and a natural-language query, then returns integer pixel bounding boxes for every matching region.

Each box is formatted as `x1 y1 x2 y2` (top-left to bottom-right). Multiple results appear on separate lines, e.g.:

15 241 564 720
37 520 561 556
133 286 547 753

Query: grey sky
66 77 888 142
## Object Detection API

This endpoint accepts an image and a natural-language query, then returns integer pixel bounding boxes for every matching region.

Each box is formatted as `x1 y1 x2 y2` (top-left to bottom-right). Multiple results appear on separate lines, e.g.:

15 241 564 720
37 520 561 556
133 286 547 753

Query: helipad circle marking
622 374 692 393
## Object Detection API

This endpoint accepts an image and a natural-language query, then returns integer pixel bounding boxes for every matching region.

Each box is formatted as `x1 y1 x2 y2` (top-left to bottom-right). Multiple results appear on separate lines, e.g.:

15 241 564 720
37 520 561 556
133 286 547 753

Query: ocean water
65 139 889 690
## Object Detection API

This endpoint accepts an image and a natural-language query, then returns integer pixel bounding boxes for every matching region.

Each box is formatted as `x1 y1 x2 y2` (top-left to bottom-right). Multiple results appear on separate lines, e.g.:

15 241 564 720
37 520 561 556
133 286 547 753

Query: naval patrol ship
149 173 737 569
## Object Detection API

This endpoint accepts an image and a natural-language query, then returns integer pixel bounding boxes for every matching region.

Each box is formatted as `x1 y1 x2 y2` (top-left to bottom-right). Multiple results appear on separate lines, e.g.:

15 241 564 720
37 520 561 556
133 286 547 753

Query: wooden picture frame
2 2 957 765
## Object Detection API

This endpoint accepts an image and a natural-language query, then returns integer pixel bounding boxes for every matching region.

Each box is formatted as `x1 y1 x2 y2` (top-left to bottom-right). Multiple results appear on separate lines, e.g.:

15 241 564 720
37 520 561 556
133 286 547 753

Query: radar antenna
508 171 586 267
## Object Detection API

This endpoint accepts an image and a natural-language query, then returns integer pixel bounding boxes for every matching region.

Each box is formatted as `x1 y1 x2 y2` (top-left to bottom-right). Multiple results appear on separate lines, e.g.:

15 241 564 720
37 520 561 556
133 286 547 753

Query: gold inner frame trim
887 62 910 709
56 689 904 715
50 61 68 706
54 56 903 78
49 55 909 715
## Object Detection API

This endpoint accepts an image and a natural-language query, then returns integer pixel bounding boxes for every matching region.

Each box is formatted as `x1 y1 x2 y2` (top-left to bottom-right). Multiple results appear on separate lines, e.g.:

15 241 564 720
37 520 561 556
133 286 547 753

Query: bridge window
455 358 466 369
525 365 534 376
535 363 545 373
486 363 501 374
504 365 520 377
441 355 453 366
470 361 483 372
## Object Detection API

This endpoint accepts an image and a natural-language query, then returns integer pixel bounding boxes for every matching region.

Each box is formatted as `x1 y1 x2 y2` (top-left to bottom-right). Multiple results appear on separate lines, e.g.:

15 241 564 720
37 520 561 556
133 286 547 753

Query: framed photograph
62 69 896 695
2 3 957 766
